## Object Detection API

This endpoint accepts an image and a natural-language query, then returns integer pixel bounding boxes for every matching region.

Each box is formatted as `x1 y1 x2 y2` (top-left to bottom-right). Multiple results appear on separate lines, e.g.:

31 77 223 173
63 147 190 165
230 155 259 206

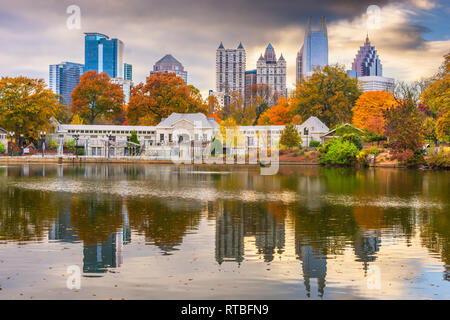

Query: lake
0 164 448 299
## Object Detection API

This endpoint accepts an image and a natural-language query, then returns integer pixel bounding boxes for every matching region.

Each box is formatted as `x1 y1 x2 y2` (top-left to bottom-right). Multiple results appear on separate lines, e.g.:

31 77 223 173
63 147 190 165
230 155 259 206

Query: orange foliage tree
352 90 396 134
71 71 125 124
127 72 207 125
257 97 298 125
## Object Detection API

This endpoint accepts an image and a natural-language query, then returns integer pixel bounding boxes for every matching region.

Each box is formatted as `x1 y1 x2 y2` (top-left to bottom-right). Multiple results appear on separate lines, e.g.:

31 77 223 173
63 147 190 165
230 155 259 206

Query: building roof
237 42 244 49
157 113 219 129
155 54 182 65
321 123 362 137
58 124 157 132
218 42 224 49
297 116 329 132
0 126 7 134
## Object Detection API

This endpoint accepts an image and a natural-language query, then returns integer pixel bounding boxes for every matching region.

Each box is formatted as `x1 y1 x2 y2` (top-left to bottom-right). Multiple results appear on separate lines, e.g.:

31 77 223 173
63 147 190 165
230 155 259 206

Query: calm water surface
0 164 449 299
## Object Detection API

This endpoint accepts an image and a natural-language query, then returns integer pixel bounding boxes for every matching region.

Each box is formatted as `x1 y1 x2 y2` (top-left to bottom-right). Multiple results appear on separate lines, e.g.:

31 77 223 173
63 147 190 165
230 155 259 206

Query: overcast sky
0 0 449 97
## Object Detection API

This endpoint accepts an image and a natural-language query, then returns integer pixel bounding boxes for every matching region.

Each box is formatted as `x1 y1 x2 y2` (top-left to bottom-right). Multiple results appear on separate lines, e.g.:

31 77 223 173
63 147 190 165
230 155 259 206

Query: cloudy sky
0 0 449 96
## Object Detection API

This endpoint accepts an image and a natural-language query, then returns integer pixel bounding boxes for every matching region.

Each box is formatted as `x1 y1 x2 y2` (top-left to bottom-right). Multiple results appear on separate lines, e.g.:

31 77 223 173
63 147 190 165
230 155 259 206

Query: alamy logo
66 265 81 290
366 5 381 30
66 5 81 30
367 265 381 290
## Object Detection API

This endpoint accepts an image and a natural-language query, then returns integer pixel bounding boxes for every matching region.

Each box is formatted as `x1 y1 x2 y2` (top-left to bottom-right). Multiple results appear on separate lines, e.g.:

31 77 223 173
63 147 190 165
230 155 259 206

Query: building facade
358 76 395 93
52 113 329 158
0 127 7 153
84 32 124 78
110 78 133 104
351 35 383 77
49 62 84 106
296 16 328 81
216 42 246 99
124 63 133 81
245 69 257 90
150 54 188 83
256 44 287 98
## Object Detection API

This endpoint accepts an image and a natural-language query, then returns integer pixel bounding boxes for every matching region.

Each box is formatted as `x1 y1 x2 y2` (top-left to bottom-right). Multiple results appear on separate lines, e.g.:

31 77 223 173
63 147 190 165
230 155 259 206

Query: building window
169 134 172 142
160 134 164 141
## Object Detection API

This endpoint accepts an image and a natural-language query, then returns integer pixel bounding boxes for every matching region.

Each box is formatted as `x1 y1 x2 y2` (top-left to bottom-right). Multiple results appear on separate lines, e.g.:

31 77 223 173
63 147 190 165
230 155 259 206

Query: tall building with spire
215 42 246 101
256 44 287 98
351 34 383 77
296 16 328 82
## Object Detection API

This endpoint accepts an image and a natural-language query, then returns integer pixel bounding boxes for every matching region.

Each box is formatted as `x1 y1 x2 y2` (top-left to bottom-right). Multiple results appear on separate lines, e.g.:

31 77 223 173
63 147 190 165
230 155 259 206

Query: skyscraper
49 62 84 106
84 33 124 78
351 35 383 77
216 42 246 98
150 54 187 83
296 16 328 81
256 43 287 98
124 63 133 81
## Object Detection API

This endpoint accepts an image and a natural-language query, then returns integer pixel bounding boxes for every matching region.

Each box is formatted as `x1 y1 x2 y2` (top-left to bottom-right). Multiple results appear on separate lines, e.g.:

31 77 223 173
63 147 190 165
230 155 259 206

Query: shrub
426 150 450 169
321 140 359 165
293 148 305 156
64 139 76 151
365 146 380 156
341 133 363 150
76 148 85 156
309 140 321 148
0 142 5 154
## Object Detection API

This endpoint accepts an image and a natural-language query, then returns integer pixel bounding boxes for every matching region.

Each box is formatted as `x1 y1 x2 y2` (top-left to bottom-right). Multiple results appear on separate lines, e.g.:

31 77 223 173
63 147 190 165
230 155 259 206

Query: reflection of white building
53 113 329 158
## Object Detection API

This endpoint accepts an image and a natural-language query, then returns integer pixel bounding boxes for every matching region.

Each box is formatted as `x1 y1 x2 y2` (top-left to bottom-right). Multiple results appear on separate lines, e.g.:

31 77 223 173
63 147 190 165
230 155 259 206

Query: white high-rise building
358 76 394 93
256 44 287 98
110 78 133 104
216 42 246 99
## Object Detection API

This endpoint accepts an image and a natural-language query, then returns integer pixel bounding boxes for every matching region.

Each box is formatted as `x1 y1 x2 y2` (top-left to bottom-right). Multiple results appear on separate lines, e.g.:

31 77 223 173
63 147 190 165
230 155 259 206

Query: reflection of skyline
1 164 449 290
48 198 131 275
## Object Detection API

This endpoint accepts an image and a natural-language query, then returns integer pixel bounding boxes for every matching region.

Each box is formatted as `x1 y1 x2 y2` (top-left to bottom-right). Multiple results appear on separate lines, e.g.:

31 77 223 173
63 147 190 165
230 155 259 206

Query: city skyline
0 0 448 98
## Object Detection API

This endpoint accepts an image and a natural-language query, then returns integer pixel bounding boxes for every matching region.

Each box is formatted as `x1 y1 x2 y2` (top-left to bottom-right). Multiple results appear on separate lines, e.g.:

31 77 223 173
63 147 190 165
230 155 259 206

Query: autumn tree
352 90 396 135
420 53 450 142
0 76 64 140
207 95 220 115
71 71 124 124
220 92 256 125
292 65 361 128
280 124 301 148
384 98 424 164
127 72 207 125
257 96 297 125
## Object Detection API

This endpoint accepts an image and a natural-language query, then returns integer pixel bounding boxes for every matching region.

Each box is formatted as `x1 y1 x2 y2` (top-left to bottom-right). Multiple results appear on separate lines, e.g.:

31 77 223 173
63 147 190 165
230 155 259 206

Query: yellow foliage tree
0 76 64 140
421 53 450 142
352 90 396 134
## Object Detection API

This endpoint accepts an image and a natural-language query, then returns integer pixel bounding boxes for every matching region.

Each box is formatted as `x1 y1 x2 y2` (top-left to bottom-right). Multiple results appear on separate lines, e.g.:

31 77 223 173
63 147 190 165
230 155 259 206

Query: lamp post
8 132 15 157
19 134 24 156
106 131 112 159
73 134 80 158
39 131 47 158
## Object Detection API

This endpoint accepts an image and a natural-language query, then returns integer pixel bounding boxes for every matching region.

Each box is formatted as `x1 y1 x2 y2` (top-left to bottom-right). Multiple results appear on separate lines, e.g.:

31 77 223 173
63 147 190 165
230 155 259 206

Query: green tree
321 139 359 165
280 124 301 148
292 65 361 128
71 71 125 124
0 76 64 140
0 142 5 154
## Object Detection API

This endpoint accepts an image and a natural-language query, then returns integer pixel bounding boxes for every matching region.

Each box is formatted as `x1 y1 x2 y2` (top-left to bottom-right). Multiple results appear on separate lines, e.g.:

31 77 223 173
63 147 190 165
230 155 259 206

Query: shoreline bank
0 156 411 168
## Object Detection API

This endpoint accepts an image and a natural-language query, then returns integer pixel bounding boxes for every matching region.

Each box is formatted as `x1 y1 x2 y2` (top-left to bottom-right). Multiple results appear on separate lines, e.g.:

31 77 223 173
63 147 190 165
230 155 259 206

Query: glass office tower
296 16 328 80
84 33 124 78
49 62 84 106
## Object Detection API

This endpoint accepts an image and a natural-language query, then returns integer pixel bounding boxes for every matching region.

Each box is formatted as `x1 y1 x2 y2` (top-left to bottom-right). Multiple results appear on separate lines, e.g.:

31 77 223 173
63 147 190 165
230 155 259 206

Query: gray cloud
0 0 447 96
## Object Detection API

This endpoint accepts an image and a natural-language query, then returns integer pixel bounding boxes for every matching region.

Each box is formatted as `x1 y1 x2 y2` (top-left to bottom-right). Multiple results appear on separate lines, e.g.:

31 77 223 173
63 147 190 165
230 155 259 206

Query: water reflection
0 164 449 298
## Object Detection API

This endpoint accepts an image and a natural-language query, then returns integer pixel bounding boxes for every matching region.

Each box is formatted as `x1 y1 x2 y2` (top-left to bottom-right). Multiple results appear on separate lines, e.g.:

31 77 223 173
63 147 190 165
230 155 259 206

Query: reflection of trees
292 203 358 298
69 195 123 245
419 210 450 281
0 188 61 241
127 198 203 254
